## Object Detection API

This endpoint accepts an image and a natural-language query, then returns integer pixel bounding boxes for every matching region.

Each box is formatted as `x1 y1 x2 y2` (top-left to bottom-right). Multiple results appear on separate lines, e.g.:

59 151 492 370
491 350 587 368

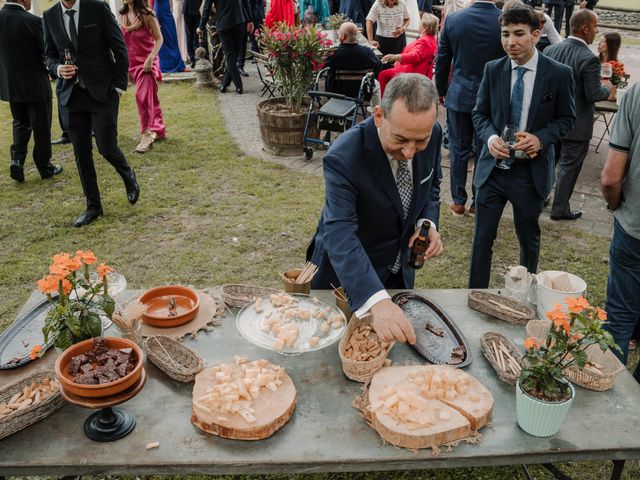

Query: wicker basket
480 332 525 385
143 335 204 382
221 284 279 308
526 320 625 391
339 314 393 383
0 370 66 441
468 290 535 326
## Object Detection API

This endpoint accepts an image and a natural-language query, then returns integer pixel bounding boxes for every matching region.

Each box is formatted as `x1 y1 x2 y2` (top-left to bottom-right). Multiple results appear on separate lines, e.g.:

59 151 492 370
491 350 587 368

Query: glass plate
236 293 346 355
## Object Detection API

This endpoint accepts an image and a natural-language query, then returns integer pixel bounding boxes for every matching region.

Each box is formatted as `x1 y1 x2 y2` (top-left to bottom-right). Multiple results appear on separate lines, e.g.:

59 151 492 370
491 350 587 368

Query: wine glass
496 124 518 170
601 63 612 80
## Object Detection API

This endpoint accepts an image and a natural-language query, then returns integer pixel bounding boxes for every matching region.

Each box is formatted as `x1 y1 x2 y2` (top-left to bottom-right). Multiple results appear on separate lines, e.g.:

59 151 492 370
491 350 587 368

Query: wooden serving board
368 365 493 449
191 363 296 441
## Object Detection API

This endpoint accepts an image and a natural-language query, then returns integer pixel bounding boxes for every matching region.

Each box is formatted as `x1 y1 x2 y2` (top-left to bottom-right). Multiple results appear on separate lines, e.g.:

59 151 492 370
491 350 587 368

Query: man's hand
608 85 617 101
438 95 446 106
196 27 203 36
59 64 78 79
489 136 510 160
408 224 443 261
370 299 416 344
513 132 541 157
369 39 379 48
247 21 254 34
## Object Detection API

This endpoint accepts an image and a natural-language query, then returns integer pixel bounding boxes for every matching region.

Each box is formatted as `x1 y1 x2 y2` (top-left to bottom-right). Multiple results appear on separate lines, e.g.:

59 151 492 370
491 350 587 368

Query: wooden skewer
330 283 347 301
152 336 180 370
492 342 504 371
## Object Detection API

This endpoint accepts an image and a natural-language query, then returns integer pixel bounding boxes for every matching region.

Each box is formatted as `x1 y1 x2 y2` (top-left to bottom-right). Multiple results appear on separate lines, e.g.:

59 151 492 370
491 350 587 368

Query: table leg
595 112 611 153
83 406 136 442
542 463 573 479
611 460 626 480
521 465 534 480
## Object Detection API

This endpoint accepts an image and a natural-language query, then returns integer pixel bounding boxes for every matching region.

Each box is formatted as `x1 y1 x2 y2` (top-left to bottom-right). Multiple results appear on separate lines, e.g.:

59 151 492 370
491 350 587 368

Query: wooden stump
191 363 296 440
256 97 312 157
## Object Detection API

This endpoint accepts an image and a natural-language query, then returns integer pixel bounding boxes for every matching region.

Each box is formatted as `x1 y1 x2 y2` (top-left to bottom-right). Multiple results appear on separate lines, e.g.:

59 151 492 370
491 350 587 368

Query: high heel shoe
134 132 156 154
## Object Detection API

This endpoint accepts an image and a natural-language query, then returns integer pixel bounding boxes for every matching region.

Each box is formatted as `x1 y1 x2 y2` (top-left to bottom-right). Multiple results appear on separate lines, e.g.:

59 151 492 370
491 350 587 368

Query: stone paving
216 41 640 239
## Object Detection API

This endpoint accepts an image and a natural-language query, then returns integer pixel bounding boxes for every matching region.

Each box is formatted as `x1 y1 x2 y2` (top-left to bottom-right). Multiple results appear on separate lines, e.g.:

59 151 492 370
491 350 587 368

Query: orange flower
97 263 113 279
60 277 72 295
75 250 97 265
49 263 70 276
524 337 539 350
546 304 570 323
37 274 60 294
51 252 82 273
571 332 584 342
553 317 571 336
596 307 607 321
565 296 590 314
29 344 43 360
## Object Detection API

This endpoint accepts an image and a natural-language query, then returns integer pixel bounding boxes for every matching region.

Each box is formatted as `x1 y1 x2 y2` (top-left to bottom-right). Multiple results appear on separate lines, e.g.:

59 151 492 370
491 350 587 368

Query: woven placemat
141 289 225 339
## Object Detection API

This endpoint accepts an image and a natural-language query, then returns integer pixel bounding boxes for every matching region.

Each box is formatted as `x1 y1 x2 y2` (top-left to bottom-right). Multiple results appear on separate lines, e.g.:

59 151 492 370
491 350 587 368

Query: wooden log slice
191 363 296 440
368 366 493 449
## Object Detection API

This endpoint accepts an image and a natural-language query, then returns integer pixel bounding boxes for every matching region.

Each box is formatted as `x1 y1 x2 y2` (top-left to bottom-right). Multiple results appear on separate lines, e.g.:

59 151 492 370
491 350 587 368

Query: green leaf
54 329 73 351
64 313 82 337
101 295 115 318
83 312 103 338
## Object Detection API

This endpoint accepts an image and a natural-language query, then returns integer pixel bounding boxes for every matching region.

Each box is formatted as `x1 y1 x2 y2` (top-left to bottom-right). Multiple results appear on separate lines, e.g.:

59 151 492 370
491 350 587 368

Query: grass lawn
1 82 638 479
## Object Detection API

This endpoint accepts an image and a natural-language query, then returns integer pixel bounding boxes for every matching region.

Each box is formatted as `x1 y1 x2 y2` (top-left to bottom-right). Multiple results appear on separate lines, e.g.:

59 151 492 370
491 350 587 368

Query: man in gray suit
545 9 613 221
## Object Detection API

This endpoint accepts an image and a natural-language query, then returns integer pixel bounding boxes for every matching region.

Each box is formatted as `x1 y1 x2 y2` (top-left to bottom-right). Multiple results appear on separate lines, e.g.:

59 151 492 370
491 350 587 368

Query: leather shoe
219 84 227 93
449 203 465 217
74 209 103 227
550 211 583 221
238 67 249 77
51 136 71 145
9 161 24 182
41 164 63 179
236 87 243 94
544 196 550 207
122 169 140 204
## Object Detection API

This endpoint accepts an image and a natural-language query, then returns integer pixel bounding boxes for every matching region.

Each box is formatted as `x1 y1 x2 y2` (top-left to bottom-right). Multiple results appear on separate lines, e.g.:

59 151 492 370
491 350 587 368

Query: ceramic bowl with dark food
55 337 143 398
139 285 200 328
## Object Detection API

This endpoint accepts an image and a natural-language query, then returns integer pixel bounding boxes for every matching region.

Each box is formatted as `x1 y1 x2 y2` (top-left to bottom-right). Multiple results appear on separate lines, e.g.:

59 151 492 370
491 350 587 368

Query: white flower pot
516 379 575 437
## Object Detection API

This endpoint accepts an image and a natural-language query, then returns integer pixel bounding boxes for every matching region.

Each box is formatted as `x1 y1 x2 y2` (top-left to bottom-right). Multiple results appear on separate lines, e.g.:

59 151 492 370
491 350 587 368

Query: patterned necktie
66 10 78 50
510 66 527 129
390 160 413 274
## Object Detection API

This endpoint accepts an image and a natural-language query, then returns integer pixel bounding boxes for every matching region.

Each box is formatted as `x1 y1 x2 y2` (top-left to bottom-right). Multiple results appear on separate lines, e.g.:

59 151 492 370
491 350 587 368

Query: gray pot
516 378 575 437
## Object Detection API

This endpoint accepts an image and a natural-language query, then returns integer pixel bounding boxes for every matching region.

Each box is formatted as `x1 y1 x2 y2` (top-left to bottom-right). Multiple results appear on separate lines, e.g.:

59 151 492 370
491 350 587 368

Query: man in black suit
325 22 382 99
43 0 139 227
470 5 575 288
184 0 203 68
545 9 612 221
0 0 63 183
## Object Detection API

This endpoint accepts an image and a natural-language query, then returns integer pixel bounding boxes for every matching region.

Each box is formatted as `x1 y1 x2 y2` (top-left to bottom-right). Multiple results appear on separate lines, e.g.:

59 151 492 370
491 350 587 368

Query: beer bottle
409 221 431 269
64 48 73 65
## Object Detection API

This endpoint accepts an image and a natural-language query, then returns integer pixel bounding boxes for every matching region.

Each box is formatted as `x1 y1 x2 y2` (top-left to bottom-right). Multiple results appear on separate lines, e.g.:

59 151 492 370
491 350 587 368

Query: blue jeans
605 219 640 382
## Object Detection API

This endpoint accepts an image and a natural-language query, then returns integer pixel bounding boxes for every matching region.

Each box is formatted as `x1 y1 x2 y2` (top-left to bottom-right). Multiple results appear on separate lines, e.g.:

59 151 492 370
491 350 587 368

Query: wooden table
1 289 639 478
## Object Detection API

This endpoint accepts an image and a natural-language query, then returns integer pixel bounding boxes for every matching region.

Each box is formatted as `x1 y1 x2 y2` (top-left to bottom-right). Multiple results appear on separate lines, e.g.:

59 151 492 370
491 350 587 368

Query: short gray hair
381 74 438 117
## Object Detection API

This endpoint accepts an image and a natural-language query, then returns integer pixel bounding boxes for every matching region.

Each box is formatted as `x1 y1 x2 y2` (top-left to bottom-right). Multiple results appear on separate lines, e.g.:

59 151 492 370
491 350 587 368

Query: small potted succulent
517 297 619 437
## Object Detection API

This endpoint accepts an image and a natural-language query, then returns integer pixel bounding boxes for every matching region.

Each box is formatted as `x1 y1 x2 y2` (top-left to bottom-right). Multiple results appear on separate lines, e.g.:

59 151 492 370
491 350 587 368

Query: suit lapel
526 56 547 130
363 121 405 221
501 58 511 127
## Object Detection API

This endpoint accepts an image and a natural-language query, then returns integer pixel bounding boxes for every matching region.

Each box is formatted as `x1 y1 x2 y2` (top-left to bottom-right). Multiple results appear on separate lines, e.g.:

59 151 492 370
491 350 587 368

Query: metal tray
392 292 472 368
0 295 55 369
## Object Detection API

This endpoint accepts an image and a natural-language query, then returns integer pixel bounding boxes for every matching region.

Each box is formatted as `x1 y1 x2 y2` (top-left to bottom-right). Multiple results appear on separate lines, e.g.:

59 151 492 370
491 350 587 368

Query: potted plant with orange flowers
37 250 116 352
517 297 619 437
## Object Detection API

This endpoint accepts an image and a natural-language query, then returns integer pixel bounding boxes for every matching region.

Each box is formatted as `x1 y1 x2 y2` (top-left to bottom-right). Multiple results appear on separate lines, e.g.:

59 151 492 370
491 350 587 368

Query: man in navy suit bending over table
307 74 444 345
469 5 576 288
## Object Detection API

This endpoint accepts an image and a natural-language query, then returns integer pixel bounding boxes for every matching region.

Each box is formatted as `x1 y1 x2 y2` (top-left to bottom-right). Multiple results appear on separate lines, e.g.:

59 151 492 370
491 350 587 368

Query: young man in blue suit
434 0 504 218
469 5 576 288
307 74 444 345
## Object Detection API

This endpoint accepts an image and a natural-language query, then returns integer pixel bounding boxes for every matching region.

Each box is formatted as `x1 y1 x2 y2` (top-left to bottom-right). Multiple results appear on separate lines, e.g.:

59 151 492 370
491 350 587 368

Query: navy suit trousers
469 161 545 288
447 109 480 207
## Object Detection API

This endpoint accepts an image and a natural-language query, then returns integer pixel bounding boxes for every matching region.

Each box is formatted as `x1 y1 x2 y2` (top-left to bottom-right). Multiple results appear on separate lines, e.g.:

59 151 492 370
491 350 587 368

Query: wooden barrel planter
257 97 314 156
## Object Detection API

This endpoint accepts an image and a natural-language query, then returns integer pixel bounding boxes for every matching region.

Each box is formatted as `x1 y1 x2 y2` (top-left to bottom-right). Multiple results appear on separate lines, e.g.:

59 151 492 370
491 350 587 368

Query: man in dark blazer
184 0 203 68
43 0 139 227
307 74 444 345
434 0 504 217
545 9 612 221
198 0 253 94
470 5 576 288
0 0 63 183
325 22 382 99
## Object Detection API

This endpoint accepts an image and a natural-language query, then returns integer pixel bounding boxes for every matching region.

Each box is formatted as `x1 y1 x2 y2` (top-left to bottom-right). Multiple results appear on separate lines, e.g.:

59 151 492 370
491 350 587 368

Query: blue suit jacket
307 116 442 311
434 2 504 113
472 54 576 198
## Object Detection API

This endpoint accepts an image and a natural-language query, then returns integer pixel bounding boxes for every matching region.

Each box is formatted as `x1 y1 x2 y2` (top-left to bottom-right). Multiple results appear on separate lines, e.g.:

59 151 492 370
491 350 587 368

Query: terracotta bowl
139 285 200 328
55 337 144 398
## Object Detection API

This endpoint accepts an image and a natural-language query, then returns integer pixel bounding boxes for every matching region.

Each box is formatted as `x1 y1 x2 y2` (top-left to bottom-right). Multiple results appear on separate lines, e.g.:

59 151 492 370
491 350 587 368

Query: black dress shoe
550 211 583 221
9 161 24 182
122 169 140 204
236 87 243 94
544 196 550 207
41 164 63 179
219 84 227 93
238 67 249 77
74 209 103 227
51 136 71 145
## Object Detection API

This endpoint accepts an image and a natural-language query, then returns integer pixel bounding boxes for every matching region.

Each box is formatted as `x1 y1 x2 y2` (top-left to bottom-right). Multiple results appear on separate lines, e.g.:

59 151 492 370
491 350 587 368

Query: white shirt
488 49 539 151
61 0 80 41
540 13 562 45
354 130 436 318
366 0 409 38
567 35 588 47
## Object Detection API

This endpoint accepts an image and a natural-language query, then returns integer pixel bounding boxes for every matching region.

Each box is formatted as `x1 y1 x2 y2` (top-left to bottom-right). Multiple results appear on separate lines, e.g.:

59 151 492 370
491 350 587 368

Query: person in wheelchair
325 22 382 100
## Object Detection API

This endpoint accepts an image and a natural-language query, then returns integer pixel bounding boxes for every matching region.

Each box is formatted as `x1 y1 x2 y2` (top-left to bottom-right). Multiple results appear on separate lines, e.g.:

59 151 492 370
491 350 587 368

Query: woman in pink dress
119 0 166 153
378 12 438 97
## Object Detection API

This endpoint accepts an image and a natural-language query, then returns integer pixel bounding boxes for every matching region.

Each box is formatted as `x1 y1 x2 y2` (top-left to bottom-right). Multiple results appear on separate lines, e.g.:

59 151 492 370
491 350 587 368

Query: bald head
338 22 359 44
570 9 598 44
